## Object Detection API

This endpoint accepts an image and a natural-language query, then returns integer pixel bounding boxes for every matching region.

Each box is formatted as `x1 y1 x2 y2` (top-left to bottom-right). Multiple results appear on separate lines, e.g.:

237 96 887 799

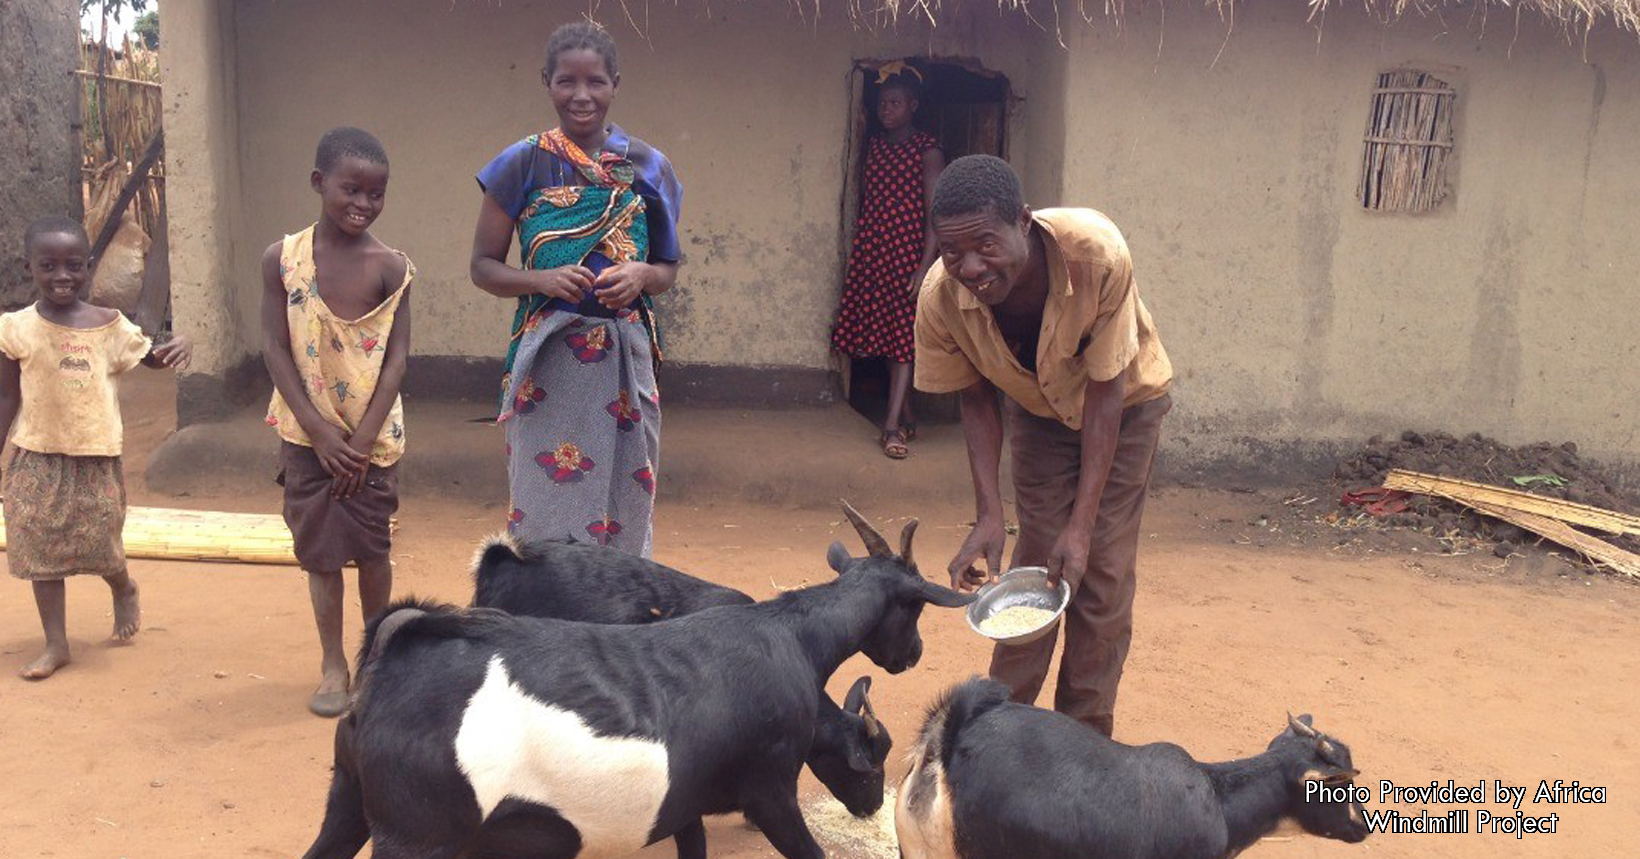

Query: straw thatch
822 0 1640 38
1313 0 1640 38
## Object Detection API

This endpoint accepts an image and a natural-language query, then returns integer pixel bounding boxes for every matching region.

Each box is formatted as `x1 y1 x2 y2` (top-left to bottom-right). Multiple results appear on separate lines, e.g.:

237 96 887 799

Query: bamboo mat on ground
0 505 299 566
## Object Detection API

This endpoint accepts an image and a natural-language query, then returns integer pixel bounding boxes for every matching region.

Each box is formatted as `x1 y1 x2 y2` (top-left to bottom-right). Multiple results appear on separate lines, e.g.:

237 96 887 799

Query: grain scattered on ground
802 788 899 859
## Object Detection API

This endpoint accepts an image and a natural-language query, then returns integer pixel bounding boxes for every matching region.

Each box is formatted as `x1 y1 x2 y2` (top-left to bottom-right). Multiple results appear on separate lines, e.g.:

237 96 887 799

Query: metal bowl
965 566 1070 646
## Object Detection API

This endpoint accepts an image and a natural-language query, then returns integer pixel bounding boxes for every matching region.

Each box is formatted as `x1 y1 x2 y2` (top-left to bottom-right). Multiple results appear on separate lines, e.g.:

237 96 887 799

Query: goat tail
353 596 449 676
942 676 1011 738
300 717 370 859
900 676 1003 823
469 531 525 592
354 597 515 683
918 676 1011 768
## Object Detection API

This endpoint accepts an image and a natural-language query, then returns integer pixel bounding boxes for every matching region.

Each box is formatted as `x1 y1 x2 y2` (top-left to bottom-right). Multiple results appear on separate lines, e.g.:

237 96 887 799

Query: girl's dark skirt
3 448 128 581
277 441 399 573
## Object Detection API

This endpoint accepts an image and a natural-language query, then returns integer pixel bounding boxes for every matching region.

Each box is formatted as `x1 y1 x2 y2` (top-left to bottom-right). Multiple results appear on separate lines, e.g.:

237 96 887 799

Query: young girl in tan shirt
0 216 192 679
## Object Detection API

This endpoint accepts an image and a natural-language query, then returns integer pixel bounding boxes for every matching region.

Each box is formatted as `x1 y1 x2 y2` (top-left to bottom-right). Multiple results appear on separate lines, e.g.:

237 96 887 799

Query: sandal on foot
902 421 918 442
881 429 909 460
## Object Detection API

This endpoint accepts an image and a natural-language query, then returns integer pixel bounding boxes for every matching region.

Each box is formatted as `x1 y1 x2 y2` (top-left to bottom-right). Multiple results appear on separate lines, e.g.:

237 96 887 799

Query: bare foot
20 646 71 680
111 580 141 642
309 669 350 718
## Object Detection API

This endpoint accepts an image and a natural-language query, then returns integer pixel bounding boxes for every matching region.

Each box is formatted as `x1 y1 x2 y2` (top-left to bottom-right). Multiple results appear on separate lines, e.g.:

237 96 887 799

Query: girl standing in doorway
831 63 944 459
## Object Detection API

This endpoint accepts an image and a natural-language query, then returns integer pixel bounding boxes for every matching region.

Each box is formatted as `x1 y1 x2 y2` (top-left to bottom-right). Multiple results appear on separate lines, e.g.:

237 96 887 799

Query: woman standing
470 21 682 557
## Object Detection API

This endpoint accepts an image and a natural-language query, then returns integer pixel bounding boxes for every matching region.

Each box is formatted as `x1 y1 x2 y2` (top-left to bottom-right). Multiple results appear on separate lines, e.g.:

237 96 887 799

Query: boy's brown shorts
276 441 399 573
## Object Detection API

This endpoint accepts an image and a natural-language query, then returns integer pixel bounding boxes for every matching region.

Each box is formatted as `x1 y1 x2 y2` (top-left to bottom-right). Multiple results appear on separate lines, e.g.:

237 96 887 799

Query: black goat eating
301 502 970 859
897 678 1371 859
469 534 893 818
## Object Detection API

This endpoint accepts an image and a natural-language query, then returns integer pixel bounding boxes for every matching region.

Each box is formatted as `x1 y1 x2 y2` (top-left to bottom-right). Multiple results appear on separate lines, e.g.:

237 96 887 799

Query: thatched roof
1320 0 1639 37
857 0 1639 39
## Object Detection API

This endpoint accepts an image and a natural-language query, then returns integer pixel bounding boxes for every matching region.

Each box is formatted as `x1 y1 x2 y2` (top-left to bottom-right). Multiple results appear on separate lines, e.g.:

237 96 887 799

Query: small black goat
301 502 969 859
470 535 893 818
471 537 753 623
897 678 1371 859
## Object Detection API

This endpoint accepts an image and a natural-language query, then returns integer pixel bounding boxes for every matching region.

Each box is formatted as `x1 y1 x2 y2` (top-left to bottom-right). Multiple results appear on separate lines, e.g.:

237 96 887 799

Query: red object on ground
1341 487 1413 516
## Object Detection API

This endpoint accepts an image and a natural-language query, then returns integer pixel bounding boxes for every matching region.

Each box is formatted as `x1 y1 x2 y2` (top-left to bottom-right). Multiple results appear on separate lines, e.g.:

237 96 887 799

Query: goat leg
742 791 826 859
301 719 371 859
673 817 707 859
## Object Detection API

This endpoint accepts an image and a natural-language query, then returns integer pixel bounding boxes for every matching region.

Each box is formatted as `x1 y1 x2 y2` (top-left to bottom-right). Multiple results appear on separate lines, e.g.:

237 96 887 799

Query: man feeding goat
470 534 894 819
897 678 1371 859
301 502 971 859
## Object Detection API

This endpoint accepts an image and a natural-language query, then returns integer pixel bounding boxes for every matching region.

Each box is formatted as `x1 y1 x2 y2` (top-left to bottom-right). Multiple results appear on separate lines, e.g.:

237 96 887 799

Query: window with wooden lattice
1359 71 1456 213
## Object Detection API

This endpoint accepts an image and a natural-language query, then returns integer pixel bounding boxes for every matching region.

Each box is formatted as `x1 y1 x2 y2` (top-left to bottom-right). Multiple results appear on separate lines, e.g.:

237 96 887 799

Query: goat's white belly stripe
454 656 669 859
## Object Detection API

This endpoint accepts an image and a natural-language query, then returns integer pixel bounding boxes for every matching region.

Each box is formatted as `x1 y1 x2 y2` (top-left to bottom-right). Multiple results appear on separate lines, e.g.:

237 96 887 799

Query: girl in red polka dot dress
831 65 944 459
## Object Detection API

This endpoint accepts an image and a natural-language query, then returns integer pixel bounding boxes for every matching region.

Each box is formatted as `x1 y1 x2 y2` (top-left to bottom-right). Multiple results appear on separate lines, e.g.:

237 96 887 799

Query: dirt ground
2 377 1636 859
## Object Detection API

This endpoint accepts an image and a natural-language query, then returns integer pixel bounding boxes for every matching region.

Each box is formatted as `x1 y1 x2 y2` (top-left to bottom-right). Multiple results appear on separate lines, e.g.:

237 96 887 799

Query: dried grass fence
1358 70 1455 214
77 35 168 326
79 36 164 248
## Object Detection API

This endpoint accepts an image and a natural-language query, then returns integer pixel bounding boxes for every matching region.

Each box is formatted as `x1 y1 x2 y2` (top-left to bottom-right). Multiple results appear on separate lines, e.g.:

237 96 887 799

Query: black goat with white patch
469 535 893 818
896 678 1371 859
301 503 969 859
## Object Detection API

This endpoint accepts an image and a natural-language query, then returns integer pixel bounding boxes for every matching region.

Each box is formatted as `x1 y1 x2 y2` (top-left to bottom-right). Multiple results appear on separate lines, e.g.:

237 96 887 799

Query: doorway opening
835 58 1011 430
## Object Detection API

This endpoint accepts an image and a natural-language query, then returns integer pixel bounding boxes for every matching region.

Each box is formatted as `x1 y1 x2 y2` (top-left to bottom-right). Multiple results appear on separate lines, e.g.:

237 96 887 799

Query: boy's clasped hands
311 426 374 499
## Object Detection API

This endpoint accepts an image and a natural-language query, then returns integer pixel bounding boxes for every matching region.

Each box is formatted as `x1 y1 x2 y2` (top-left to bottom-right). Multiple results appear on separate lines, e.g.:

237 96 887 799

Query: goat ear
913 576 977 608
843 675 872 713
841 499 893 558
898 519 919 569
826 541 852 574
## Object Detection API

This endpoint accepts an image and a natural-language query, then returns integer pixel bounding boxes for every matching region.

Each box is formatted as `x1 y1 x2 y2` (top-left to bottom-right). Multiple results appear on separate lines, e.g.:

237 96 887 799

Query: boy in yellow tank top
261 128 413 717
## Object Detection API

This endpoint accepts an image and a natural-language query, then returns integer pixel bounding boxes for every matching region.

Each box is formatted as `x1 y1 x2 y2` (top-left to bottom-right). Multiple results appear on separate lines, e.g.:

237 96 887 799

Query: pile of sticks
0 506 297 565
1383 469 1640 579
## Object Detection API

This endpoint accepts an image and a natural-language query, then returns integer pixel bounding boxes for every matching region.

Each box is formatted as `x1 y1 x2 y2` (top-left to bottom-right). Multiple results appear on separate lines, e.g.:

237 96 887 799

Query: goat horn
841 499 893 558
898 519 919 568
1287 712 1319 738
860 688 882 739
